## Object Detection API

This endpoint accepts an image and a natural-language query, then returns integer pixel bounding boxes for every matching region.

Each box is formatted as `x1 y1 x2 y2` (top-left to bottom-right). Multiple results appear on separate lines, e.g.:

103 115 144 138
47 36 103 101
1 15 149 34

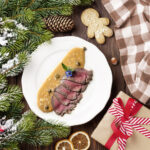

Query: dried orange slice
55 139 74 150
69 131 90 150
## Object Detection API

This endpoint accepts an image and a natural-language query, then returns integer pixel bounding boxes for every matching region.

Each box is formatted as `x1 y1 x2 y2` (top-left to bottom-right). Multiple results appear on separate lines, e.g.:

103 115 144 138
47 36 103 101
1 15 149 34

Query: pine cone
44 16 75 33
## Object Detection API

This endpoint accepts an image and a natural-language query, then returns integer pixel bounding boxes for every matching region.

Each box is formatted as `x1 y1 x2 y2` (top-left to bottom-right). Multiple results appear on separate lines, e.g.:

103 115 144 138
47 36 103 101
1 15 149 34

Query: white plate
22 36 112 126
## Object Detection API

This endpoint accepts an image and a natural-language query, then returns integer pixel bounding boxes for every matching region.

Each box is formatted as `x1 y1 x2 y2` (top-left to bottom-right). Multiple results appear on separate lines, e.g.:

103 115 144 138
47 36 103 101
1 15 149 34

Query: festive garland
0 75 70 149
0 0 94 149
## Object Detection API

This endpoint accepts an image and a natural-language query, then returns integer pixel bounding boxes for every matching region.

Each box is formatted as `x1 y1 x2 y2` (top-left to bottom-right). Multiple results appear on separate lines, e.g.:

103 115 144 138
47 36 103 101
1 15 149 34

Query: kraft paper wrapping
91 91 150 150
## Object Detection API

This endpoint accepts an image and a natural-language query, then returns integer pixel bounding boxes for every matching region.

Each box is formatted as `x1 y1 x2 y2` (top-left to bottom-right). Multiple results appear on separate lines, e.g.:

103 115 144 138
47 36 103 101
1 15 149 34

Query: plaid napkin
102 0 150 104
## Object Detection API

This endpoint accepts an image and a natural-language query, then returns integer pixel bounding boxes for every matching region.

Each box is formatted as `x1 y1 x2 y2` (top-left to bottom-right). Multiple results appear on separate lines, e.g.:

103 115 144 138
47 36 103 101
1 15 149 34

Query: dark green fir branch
0 85 23 112
0 74 7 90
0 52 29 77
0 111 70 149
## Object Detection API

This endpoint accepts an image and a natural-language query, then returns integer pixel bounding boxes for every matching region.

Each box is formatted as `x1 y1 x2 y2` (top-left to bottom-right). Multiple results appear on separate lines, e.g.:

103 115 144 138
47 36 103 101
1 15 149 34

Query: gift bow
105 98 150 150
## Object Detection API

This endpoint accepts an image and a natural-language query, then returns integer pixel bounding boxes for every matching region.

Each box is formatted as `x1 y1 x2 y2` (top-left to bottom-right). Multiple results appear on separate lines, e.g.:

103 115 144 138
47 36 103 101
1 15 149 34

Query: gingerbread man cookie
81 8 113 44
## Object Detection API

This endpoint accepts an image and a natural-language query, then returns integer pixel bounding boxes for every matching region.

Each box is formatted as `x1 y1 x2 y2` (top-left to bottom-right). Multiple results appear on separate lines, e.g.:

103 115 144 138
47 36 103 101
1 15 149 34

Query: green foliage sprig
62 63 74 71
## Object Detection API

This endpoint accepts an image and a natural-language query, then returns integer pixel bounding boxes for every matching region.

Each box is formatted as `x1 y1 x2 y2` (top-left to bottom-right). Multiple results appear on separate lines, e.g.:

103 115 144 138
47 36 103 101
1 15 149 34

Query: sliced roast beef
75 68 93 84
63 71 86 84
60 103 76 116
54 92 70 105
51 96 76 116
60 94 82 115
75 68 93 77
52 68 93 116
55 91 82 104
70 94 82 104
63 68 93 84
62 79 87 92
51 96 64 115
55 85 79 100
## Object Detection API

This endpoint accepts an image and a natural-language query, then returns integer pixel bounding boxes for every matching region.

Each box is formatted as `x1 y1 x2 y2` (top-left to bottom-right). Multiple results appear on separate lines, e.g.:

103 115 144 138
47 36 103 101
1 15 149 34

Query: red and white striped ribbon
109 98 150 150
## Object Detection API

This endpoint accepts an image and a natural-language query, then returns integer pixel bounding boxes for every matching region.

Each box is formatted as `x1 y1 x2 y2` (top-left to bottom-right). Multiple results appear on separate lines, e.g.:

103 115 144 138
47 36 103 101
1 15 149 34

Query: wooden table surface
15 0 133 149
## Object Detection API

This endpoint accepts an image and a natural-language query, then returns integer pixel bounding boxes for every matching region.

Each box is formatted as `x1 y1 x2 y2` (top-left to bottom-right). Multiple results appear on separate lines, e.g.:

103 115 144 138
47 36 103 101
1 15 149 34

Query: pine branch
6 40 26 56
28 0 79 10
0 111 70 148
12 8 35 24
35 120 70 138
26 0 35 8
0 111 36 148
15 113 70 146
80 0 94 5
0 52 29 77
0 48 10 67
0 1 7 17
0 100 10 112
33 5 73 17
16 119 70 146
0 101 24 119
0 76 24 119
0 74 7 90
2 143 19 150
0 85 23 111
17 0 32 8
17 111 37 132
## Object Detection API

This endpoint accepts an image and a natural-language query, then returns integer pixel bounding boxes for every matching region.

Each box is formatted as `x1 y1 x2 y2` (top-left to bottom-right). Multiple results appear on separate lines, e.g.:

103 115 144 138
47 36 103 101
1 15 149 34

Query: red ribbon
0 128 4 132
105 98 150 150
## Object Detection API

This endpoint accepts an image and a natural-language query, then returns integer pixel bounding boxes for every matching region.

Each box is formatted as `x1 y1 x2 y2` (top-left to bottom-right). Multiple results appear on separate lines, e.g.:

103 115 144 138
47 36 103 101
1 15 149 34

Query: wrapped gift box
91 91 150 150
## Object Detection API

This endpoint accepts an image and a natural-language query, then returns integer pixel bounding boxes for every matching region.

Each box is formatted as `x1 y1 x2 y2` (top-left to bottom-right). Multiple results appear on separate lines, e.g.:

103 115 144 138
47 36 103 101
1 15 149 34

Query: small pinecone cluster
44 16 75 33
